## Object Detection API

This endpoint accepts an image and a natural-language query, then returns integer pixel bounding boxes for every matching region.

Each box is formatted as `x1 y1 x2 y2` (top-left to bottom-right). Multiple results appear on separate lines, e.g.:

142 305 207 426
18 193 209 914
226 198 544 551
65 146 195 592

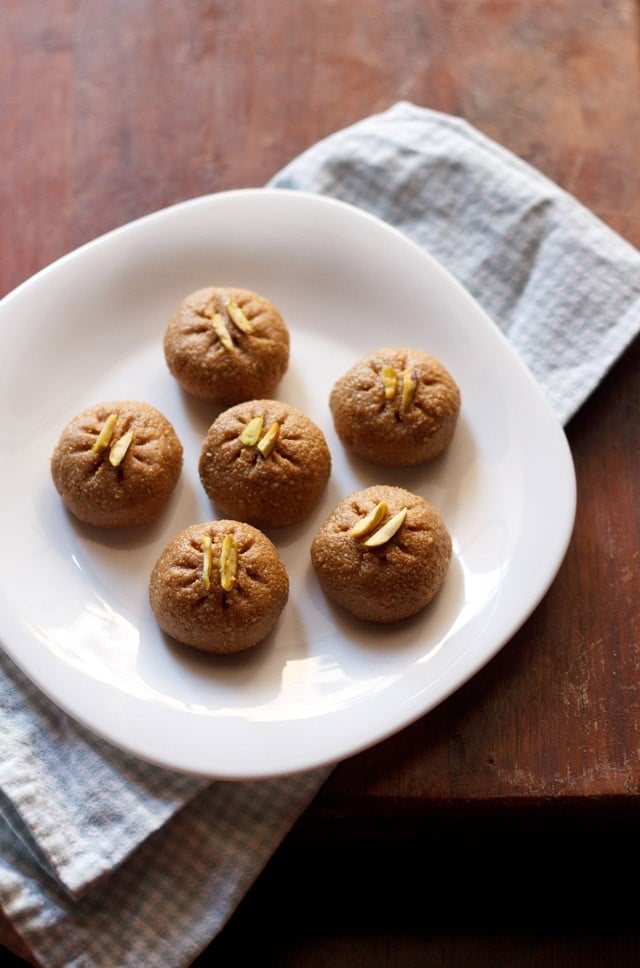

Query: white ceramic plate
0 189 575 778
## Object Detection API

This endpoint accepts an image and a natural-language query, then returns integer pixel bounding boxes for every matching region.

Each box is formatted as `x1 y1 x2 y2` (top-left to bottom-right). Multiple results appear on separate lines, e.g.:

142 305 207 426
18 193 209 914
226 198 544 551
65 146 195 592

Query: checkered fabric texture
276 103 640 425
1 102 639 967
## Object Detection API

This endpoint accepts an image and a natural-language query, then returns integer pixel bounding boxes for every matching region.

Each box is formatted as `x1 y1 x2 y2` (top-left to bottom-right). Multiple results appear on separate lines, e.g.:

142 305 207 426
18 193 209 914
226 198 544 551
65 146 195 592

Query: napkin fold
2 102 639 968
275 102 640 425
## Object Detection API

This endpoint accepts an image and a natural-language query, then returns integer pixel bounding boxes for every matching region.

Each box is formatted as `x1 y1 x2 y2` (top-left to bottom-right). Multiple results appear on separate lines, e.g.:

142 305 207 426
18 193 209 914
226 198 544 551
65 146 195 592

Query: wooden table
2 2 639 965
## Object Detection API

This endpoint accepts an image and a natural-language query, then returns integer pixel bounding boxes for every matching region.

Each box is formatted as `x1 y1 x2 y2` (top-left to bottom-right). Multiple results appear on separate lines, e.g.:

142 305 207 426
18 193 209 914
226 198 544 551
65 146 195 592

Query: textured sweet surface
311 484 452 623
149 519 289 653
164 287 290 403
199 399 331 527
330 347 460 466
50 400 183 528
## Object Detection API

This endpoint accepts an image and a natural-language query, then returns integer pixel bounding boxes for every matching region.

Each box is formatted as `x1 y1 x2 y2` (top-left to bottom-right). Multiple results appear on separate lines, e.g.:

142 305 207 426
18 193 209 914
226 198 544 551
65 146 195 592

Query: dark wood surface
2 1 639 965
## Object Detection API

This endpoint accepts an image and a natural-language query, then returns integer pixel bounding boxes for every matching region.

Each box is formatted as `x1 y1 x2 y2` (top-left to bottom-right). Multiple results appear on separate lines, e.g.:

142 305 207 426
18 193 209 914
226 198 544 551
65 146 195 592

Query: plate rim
0 187 577 778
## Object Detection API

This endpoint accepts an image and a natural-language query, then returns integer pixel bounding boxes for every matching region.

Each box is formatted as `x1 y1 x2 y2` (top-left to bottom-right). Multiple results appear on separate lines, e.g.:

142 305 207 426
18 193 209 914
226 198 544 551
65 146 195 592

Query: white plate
0 189 575 778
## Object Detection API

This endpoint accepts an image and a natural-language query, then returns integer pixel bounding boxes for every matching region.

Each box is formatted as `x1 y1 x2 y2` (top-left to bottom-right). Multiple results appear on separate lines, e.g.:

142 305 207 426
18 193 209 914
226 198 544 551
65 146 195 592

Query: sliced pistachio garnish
201 297 217 318
226 299 253 334
240 415 264 447
364 507 408 548
201 534 213 591
108 430 134 467
210 312 234 351
219 534 238 592
350 499 388 538
401 367 418 414
92 412 118 453
256 421 280 458
381 365 398 400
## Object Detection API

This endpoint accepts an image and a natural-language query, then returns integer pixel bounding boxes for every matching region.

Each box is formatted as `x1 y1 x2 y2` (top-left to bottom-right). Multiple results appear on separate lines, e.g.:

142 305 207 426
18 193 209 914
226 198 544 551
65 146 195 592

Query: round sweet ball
330 347 460 466
198 400 331 528
163 286 290 403
50 401 183 528
310 485 452 623
149 520 289 654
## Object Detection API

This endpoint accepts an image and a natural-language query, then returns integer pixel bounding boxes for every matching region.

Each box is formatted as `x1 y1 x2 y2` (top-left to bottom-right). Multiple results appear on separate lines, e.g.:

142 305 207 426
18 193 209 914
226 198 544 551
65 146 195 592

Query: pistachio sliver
226 299 253 334
92 412 118 453
240 415 264 447
350 499 388 538
211 312 234 351
401 367 418 414
201 534 213 591
381 365 398 400
201 297 217 318
256 421 280 458
219 534 238 592
108 430 134 467
364 507 408 548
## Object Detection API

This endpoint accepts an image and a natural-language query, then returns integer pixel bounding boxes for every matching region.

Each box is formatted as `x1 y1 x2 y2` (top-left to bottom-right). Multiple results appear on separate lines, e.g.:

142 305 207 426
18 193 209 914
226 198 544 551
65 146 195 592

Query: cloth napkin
2 101 640 968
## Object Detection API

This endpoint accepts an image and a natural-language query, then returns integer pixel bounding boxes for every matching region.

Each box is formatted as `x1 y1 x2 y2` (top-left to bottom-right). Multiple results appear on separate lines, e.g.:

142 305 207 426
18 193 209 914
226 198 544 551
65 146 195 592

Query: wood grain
1 1 639 964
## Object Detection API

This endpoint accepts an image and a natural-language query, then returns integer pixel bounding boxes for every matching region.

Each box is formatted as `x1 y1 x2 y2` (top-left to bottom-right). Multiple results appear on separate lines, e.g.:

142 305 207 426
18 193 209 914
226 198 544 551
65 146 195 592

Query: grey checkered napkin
2 101 639 967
